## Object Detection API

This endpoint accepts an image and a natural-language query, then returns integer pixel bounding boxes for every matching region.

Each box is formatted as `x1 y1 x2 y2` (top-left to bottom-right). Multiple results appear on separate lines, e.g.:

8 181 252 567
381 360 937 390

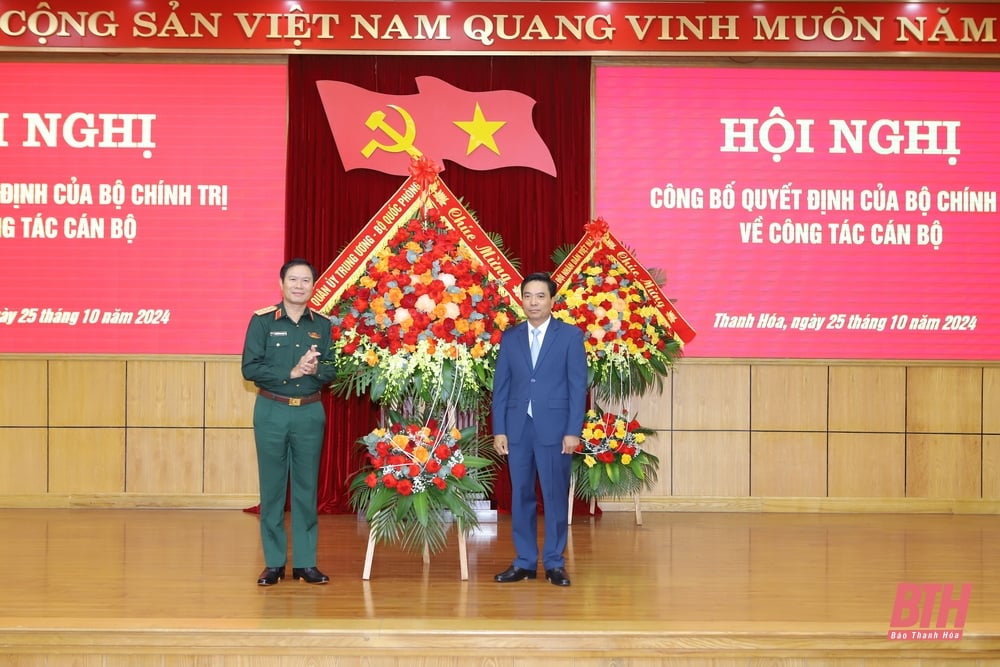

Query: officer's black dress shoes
292 567 330 584
257 566 285 586
494 565 537 582
545 567 571 586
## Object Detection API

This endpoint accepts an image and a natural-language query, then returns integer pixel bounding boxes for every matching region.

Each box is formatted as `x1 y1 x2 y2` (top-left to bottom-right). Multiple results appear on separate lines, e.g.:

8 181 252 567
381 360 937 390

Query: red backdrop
282 55 592 513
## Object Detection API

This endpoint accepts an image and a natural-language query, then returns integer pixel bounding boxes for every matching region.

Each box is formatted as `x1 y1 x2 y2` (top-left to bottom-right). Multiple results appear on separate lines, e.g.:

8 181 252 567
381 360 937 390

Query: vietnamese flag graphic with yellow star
316 76 557 176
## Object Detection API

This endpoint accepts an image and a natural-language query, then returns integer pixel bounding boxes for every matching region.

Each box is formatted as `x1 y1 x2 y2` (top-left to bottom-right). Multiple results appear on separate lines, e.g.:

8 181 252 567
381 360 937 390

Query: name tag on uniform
269 331 288 337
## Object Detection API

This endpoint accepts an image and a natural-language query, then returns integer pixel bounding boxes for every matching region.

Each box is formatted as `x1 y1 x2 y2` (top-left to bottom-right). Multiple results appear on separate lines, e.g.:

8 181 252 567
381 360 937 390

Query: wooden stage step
1 508 998 666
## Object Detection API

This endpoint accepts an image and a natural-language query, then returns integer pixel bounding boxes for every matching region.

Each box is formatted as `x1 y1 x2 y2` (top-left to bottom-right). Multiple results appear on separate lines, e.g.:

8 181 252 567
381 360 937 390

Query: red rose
434 445 451 460
396 479 413 495
597 451 615 463
432 477 447 490
425 459 441 473
365 472 378 488
382 474 397 488
408 464 421 478
451 463 467 478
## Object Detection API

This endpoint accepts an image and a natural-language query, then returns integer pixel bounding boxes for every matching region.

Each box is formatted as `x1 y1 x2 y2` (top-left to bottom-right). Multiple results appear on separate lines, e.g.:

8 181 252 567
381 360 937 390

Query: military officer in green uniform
241 258 336 586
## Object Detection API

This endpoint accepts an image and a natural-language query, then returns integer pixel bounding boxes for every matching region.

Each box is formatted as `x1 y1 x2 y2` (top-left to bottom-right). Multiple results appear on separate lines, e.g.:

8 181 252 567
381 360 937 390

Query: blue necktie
530 328 541 367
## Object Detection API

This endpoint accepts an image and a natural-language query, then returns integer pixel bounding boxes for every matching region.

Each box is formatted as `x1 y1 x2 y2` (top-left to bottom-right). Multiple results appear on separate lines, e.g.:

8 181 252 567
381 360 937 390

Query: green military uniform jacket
241 304 336 394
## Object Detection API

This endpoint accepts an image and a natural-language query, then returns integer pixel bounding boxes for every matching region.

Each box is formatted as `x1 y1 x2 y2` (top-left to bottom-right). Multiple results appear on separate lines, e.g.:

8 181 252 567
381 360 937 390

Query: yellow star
454 103 506 155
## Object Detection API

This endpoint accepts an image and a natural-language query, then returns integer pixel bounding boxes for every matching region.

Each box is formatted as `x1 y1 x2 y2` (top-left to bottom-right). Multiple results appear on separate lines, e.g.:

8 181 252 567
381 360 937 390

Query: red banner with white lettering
595 66 1000 360
0 62 286 354
0 2 997 55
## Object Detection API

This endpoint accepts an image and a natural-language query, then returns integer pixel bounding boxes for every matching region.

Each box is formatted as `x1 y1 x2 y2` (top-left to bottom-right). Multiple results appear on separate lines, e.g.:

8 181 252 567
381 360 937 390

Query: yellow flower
583 455 596 468
364 349 379 367
635 432 646 444
391 434 410 449
621 454 633 465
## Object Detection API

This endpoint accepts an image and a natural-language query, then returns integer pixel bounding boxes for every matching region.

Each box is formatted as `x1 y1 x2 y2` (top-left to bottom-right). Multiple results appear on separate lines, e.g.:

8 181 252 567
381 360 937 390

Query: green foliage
572 450 660 501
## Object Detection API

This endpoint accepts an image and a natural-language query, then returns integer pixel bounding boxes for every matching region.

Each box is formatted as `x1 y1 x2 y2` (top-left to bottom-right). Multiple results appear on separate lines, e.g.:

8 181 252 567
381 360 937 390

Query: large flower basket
348 409 495 578
571 405 659 501
321 159 520 567
551 221 684 404
327 212 520 412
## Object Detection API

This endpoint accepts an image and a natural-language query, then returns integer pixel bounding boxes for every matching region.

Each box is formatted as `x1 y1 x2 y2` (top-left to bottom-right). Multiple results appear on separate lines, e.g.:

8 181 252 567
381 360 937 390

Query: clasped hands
291 344 320 378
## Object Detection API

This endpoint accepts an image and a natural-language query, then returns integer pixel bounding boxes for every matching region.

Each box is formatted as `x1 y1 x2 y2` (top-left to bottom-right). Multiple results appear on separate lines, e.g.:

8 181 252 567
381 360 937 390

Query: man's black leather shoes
292 567 330 584
257 566 285 586
545 567 571 586
494 566 537 583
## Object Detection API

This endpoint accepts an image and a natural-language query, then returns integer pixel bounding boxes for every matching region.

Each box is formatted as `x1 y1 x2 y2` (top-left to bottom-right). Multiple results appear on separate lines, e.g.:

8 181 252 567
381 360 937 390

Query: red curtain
283 55 592 514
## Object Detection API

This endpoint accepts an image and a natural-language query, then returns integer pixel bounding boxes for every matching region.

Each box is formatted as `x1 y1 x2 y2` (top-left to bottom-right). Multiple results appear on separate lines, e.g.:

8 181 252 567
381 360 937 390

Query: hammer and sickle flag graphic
316 76 557 177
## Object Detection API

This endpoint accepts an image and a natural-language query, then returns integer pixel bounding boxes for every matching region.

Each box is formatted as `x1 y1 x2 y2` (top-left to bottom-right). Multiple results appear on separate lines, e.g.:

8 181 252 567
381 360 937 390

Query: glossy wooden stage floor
1 508 999 666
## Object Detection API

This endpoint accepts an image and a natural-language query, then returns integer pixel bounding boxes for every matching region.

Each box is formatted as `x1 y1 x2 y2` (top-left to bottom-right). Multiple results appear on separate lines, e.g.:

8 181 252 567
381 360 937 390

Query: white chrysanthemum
415 294 437 313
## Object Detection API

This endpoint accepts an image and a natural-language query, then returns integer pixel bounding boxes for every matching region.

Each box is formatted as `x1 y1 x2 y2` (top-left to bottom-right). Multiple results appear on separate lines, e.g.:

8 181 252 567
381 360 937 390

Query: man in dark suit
492 272 588 586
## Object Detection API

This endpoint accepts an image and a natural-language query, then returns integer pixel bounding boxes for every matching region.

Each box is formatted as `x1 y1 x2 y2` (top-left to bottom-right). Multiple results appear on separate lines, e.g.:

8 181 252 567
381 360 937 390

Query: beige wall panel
984 435 1000 500
126 428 204 494
906 367 981 434
127 360 205 427
636 430 670 497
595 383 672 431
672 430 749 497
49 359 126 427
674 364 750 430
984 368 1000 434
0 428 48 494
828 366 905 433
0 359 47 426
751 432 827 497
751 366 828 431
48 428 125 493
828 433 905 498
906 434 981 499
205 359 256 428
204 428 259 495
632 383 671 431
